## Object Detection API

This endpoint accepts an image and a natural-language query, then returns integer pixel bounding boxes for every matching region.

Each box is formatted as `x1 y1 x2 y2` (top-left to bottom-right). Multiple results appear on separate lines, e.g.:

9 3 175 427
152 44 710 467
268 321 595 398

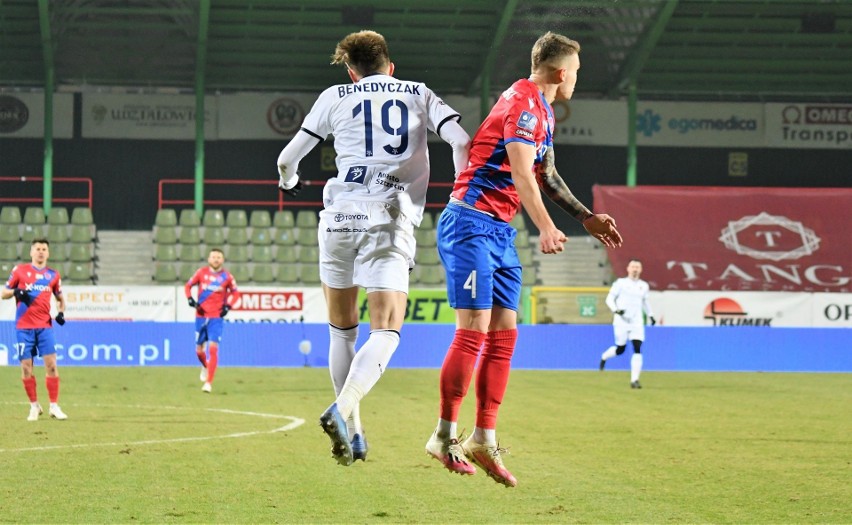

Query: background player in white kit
276 30 470 466
599 258 656 388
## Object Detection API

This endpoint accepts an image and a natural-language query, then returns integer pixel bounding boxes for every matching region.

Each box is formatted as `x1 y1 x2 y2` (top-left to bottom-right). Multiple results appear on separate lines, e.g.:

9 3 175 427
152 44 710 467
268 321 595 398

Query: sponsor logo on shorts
334 213 368 222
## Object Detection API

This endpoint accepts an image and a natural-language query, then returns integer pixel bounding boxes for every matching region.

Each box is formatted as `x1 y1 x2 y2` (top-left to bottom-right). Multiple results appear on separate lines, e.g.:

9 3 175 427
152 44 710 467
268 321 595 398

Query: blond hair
531 31 581 73
331 30 390 77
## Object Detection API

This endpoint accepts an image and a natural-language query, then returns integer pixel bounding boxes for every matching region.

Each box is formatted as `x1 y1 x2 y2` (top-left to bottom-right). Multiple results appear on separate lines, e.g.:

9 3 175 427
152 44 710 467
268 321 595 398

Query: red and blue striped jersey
185 267 240 318
450 78 555 223
5 263 62 329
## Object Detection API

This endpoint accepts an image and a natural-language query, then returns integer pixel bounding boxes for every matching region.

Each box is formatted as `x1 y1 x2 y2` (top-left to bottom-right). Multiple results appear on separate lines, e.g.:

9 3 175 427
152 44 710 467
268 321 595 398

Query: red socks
196 347 208 367
22 376 37 402
45 376 60 403
207 344 219 383
475 329 518 429
439 329 486 422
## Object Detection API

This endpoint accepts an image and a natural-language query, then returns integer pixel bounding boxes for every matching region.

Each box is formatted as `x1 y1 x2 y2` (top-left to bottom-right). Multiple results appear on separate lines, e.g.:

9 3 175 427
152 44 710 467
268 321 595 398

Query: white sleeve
605 281 620 313
642 283 654 318
276 130 321 188
438 118 470 175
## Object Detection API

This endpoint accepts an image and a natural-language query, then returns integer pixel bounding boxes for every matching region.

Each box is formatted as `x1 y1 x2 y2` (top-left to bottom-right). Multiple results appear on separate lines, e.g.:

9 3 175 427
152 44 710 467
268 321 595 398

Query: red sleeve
5 266 19 289
184 269 200 298
225 274 240 307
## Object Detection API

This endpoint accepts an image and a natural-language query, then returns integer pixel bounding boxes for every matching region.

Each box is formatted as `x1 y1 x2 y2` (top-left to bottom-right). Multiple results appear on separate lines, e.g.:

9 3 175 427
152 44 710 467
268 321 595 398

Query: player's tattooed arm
536 148 593 222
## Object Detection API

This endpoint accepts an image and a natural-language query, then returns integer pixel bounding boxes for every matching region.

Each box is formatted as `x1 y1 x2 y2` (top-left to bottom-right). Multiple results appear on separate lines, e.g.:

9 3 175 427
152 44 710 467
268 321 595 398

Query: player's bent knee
615 345 627 355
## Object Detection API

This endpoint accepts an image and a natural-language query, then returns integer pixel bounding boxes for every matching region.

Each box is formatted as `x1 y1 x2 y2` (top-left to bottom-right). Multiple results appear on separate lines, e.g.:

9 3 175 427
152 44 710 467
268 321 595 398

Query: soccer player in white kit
276 30 470 466
599 259 656 388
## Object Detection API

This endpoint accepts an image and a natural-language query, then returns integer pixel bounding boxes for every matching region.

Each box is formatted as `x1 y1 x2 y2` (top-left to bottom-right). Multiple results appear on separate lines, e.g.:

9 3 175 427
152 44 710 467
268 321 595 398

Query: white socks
329 324 360 435
600 345 617 361
335 329 400 421
436 418 458 440
631 353 643 382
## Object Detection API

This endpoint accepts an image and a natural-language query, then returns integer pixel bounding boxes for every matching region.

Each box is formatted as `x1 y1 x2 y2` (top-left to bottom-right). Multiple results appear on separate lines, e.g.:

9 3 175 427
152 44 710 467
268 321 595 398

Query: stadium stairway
95 231 153 285
531 235 614 287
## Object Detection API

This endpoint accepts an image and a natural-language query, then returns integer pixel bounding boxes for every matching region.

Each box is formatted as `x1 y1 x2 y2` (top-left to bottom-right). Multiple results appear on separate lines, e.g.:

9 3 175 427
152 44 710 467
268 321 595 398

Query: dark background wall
2 118 849 233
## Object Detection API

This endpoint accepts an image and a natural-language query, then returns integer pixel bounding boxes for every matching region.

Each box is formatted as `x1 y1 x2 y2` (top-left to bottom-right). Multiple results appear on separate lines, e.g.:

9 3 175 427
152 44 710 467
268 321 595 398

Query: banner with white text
765 103 852 149
0 92 74 139
81 93 218 139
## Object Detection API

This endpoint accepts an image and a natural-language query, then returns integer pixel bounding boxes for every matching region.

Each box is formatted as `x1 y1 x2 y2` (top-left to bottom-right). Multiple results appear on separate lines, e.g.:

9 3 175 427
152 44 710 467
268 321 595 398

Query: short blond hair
531 31 580 73
331 30 390 77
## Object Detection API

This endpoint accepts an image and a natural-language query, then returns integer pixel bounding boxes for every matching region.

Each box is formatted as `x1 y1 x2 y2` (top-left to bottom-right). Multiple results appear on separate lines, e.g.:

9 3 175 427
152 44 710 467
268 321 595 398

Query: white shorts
318 200 416 293
613 320 645 345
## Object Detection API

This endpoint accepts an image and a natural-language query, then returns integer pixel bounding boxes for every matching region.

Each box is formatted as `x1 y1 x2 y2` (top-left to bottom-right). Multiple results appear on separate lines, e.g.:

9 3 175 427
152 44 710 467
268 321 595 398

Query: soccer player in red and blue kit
2 238 68 421
425 32 623 487
184 248 240 393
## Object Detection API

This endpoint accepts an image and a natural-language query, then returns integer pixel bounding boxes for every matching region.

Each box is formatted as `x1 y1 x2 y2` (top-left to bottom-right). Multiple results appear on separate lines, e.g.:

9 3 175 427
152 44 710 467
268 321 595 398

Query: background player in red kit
2 238 68 421
184 248 240 393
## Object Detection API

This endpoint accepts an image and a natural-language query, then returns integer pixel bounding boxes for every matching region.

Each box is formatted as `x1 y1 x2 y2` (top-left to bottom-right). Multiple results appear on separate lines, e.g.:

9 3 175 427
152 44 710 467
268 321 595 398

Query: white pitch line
0 402 306 453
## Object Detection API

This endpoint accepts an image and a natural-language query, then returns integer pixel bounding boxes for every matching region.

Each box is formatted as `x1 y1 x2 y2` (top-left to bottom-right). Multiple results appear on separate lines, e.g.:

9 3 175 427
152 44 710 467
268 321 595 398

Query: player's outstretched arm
536 149 623 248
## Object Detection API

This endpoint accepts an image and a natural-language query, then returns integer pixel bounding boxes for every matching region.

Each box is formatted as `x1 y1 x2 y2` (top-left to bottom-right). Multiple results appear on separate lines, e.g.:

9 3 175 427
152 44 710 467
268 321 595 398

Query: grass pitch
0 366 849 524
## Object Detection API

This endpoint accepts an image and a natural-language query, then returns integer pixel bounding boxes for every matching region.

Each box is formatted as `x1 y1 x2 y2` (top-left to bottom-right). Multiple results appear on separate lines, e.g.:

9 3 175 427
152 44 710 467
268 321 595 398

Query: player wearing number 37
275 30 471 466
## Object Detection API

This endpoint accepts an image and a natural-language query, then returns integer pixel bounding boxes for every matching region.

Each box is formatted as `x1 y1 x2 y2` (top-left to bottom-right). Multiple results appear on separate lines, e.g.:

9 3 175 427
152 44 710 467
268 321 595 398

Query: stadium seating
250 227 272 245
517 247 534 266
229 264 250 283
275 245 297 263
295 210 318 229
251 245 273 263
70 207 93 226
21 224 45 243
50 244 69 263
226 244 249 263
0 206 21 225
273 210 295 229
414 228 437 247
202 226 225 246
251 263 275 283
153 226 178 244
0 260 15 277
47 224 70 244
0 226 20 243
177 262 196 282
179 209 201 227
418 210 434 229
521 266 537 286
178 226 201 245
153 262 178 283
0 243 18 261
296 228 317 246
65 262 95 284
249 210 272 228
69 243 95 263
277 264 299 283
23 207 46 225
515 229 530 248
178 243 202 262
154 209 177 227
297 245 319 264
47 207 69 225
298 264 321 284
417 264 444 286
202 209 225 227
273 228 297 246
154 244 178 262
510 212 526 230
417 247 440 265
226 227 249 246
226 209 248 228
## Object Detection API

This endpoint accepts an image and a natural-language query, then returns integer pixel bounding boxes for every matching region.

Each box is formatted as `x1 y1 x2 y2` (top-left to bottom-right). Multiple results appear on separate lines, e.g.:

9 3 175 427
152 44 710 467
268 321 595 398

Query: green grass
0 366 849 524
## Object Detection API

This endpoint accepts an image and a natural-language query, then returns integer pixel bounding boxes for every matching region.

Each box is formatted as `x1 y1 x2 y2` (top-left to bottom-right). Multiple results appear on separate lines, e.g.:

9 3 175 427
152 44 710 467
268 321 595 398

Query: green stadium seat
297 245 319 264
226 227 249 245
521 266 537 286
47 207 69 225
69 224 94 243
226 209 248 228
154 244 178 262
275 245 297 263
296 210 318 229
178 244 202 262
250 227 272 245
0 226 20 243
179 209 201 227
154 209 177 227
273 210 296 229
21 224 45 243
226 244 249 263
0 260 15 277
229 264 251 283
276 264 299 283
418 264 444 286
517 247 533 266
66 262 94 284
418 211 434 229
296 228 318 246
515 229 530 248
249 210 272 228
202 227 225 246
47 224 69 244
178 226 201 245
202 209 225 227
153 262 178 284
153 226 178 245
71 207 93 225
69 243 94 262
0 243 18 261
298 264 321 284
510 212 527 231
50 244 69 263
417 247 440 265
251 245 273 263
273 228 297 246
23 207 46 225
251 263 276 283
414 228 437 247
0 206 21 224
177 262 197 282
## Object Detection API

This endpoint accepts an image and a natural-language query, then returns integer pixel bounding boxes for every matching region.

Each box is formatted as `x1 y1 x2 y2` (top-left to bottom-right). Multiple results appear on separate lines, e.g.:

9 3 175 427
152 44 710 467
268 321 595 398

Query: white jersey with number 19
301 73 460 226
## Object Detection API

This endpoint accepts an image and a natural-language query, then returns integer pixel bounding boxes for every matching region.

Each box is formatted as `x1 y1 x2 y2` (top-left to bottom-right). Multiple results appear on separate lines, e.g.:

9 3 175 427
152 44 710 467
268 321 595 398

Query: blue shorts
16 328 58 360
195 317 224 345
437 204 522 310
